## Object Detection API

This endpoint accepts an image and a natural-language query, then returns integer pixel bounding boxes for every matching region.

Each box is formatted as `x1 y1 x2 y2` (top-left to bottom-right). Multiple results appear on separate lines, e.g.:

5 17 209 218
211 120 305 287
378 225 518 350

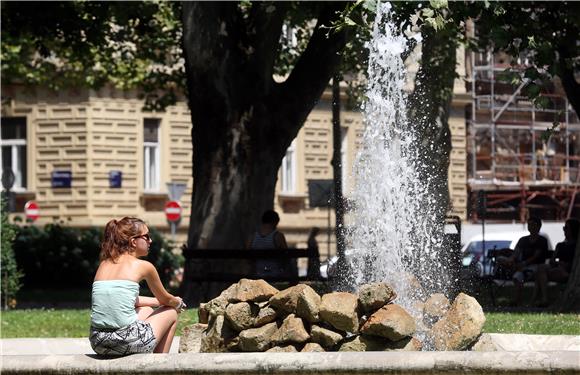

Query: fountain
341 2 449 312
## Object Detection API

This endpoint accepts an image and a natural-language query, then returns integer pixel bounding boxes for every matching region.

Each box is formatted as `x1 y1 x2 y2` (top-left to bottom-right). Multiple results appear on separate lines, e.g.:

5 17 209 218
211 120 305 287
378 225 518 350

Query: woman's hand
173 296 186 313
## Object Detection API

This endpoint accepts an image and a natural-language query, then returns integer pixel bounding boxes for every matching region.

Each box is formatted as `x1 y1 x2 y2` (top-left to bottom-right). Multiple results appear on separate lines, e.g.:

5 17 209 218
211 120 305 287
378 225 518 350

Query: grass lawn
1 309 579 338
1 308 199 338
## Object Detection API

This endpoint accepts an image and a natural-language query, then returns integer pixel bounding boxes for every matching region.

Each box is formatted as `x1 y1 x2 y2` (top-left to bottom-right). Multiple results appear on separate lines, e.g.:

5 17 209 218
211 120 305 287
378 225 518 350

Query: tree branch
558 45 580 118
275 2 348 136
246 2 288 86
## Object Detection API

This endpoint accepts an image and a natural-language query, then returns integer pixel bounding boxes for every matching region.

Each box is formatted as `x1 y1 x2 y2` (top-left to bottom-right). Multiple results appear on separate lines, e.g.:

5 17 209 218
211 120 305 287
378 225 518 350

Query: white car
461 231 553 278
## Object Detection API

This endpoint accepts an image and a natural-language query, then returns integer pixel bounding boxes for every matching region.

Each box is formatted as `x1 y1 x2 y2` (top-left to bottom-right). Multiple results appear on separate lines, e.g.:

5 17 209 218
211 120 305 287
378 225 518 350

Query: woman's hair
100 217 146 261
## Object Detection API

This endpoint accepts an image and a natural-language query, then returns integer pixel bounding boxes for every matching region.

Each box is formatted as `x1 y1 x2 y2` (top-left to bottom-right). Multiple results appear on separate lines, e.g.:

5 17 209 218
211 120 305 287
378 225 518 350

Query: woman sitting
90 217 185 355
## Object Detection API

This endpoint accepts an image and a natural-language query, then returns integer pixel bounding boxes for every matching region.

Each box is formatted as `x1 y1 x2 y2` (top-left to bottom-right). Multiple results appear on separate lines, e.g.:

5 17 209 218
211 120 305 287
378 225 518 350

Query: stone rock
358 282 397 313
266 345 298 353
310 325 344 349
430 293 486 351
269 284 309 314
423 293 450 326
255 305 277 327
301 343 325 352
198 303 209 324
205 295 229 319
226 336 241 352
360 304 416 341
271 314 310 345
319 292 359 333
225 302 259 331
296 285 321 323
339 335 421 352
219 283 239 301
200 315 237 353
178 323 207 353
469 333 497 351
229 279 279 303
238 322 278 352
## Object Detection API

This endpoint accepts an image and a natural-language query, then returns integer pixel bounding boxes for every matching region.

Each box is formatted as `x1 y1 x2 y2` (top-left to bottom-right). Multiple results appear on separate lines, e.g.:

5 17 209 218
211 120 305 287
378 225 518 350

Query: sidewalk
0 337 180 355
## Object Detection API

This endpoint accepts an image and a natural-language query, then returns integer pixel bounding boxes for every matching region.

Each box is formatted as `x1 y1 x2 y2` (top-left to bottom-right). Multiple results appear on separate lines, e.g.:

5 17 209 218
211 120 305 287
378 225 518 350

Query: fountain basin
2 350 578 375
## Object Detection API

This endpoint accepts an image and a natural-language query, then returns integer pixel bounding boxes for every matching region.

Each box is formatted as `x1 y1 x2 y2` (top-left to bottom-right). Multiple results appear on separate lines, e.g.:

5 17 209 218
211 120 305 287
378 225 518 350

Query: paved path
0 337 180 355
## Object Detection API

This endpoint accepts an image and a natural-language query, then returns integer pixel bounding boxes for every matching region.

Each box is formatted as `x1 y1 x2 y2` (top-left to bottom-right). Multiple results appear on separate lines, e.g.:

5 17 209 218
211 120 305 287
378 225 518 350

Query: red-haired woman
89 217 185 355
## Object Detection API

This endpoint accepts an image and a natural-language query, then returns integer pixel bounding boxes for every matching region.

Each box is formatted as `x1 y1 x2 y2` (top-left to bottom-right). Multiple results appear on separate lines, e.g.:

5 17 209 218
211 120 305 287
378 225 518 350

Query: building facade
1 53 472 256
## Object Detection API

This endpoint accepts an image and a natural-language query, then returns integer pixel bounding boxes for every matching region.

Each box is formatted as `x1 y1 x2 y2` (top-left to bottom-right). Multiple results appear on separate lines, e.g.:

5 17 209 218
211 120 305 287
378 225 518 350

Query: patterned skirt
90 320 156 356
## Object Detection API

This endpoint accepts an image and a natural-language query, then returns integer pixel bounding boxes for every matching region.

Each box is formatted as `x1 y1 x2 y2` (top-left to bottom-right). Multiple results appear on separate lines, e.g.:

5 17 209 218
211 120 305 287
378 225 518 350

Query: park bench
182 247 323 283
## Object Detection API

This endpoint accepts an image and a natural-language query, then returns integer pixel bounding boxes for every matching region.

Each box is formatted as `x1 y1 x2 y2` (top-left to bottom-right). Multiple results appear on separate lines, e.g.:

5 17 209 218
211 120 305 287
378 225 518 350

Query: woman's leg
145 306 178 353
136 306 155 320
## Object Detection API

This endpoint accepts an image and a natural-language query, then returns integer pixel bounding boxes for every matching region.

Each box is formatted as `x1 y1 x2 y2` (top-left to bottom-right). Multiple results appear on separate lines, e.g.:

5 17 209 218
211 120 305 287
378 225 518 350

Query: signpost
25 201 39 222
165 200 182 242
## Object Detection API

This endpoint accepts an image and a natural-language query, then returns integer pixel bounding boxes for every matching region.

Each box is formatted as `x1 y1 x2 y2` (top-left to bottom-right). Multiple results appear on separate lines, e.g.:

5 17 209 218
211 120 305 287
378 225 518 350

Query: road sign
25 201 40 221
166 182 187 201
164 200 182 222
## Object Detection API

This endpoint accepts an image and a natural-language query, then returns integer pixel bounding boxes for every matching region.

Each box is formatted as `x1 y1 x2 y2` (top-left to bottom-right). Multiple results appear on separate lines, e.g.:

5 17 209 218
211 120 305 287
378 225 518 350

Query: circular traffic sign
24 201 40 221
164 200 182 222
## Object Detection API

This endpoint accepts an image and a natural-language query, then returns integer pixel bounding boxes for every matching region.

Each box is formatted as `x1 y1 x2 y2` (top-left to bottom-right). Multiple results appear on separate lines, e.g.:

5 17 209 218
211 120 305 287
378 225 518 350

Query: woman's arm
135 296 160 307
140 260 182 309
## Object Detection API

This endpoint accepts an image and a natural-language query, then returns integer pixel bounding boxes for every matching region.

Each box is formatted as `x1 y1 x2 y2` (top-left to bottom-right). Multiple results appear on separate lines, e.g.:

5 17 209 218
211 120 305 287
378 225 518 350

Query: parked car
461 231 553 278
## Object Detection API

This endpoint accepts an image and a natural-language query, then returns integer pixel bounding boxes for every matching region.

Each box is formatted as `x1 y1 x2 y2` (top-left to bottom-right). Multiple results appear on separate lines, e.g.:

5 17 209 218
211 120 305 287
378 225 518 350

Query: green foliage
1 1 184 111
1 308 199 338
13 224 102 289
1 197 23 309
12 223 182 290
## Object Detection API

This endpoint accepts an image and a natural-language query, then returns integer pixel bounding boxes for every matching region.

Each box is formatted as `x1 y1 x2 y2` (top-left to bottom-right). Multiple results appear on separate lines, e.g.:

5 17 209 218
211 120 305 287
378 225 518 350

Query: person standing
307 227 321 279
90 217 185 355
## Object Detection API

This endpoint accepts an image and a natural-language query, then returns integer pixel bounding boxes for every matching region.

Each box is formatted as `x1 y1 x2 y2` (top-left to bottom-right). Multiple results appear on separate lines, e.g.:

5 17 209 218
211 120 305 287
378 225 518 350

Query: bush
1 197 23 309
12 223 182 290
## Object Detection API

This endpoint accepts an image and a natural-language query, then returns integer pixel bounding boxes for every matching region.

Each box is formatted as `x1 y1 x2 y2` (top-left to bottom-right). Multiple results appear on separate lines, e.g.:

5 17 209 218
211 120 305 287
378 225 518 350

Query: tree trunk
407 24 457 294
179 2 347 304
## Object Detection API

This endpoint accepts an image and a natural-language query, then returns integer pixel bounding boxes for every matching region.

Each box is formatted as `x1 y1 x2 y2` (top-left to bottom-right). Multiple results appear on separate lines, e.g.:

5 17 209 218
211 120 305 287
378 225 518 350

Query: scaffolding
467 50 580 221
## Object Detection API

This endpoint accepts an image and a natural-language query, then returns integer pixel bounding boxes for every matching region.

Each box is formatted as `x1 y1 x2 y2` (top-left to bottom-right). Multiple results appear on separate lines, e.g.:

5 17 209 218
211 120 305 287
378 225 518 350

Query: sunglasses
134 233 151 241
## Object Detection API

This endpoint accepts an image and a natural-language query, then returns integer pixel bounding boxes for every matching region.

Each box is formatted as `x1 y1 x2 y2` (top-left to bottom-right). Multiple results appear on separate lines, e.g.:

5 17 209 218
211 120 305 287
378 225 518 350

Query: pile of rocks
180 279 485 353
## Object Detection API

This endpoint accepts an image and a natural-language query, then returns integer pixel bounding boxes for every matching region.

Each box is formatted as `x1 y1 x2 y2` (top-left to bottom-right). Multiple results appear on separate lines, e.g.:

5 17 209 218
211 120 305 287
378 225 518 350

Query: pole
171 222 176 244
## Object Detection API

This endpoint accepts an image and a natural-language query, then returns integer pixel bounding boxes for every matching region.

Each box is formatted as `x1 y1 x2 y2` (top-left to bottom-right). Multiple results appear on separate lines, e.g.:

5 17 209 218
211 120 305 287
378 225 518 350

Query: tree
0 197 23 309
1 1 350 303
474 1 580 117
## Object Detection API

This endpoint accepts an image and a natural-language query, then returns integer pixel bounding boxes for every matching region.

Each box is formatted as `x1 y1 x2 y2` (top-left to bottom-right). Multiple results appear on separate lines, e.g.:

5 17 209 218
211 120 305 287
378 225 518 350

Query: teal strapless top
90 280 139 329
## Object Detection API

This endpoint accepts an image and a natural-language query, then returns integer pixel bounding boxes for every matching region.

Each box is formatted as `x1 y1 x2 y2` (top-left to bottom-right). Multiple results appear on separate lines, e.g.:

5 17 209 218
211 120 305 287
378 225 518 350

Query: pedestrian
90 217 185 355
307 227 321 279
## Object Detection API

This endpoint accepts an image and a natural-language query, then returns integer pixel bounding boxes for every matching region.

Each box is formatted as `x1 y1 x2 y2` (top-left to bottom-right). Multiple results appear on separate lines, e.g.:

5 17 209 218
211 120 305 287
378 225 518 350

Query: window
0 117 27 191
143 118 160 191
281 140 296 193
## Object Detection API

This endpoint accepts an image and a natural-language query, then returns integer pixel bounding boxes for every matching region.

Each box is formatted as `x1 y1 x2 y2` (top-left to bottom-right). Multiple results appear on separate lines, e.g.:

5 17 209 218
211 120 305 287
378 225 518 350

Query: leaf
534 95 550 110
422 8 435 18
429 0 448 10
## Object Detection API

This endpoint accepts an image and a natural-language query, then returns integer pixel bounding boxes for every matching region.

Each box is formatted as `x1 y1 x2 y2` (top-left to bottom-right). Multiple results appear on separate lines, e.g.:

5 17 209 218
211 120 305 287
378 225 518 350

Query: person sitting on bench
246 210 288 278
496 216 549 306
534 218 579 307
